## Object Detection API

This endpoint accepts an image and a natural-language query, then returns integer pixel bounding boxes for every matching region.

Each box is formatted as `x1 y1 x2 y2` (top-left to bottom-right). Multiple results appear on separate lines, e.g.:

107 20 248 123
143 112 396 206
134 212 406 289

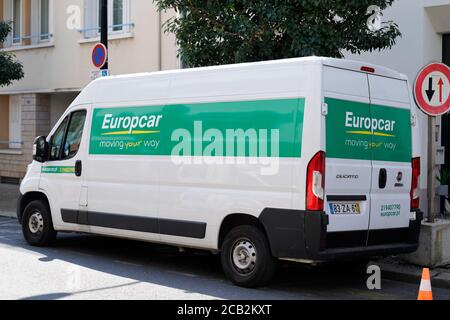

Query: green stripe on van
41 166 75 174
325 97 412 163
89 98 305 158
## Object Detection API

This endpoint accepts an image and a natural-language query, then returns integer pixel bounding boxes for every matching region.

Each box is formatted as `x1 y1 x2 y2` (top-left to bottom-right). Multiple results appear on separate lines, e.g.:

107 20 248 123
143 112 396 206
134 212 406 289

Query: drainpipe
158 10 162 71
100 0 108 70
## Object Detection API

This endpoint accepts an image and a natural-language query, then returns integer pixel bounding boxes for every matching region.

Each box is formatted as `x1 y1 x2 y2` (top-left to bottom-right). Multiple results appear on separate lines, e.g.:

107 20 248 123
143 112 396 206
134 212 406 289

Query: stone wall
0 94 50 181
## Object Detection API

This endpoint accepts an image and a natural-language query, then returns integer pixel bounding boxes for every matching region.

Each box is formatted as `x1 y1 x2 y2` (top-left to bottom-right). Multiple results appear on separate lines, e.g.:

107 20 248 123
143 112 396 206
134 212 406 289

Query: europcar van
18 57 423 287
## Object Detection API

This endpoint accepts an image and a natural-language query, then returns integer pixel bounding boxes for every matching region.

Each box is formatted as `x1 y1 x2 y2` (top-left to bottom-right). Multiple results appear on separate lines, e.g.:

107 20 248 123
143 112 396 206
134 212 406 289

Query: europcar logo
345 112 396 137
101 114 163 135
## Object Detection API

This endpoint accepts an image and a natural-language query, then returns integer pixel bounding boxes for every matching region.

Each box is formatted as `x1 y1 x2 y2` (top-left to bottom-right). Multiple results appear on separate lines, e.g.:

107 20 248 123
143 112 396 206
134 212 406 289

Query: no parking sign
91 43 108 69
414 62 450 116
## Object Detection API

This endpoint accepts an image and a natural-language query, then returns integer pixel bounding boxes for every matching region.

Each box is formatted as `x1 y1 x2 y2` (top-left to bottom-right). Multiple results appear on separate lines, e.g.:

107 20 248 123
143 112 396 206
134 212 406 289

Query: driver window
49 117 68 160
62 110 87 160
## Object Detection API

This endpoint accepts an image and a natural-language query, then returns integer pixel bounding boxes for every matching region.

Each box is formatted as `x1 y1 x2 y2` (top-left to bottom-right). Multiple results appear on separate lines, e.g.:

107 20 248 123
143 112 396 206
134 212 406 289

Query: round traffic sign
91 43 108 69
414 62 450 116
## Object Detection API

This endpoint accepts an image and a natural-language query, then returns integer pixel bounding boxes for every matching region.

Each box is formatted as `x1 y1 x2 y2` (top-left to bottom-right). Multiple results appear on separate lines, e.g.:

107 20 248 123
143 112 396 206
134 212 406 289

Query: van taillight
410 157 420 210
306 151 325 211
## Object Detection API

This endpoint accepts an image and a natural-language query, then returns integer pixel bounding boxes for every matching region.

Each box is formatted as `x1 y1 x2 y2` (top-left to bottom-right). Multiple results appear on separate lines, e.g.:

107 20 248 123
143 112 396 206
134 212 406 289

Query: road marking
0 220 17 225
166 270 198 278
113 260 144 267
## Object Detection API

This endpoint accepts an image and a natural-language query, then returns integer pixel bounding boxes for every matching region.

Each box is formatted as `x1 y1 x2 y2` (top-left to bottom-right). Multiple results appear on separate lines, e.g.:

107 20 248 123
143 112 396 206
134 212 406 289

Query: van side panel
81 61 320 250
157 98 304 247
157 62 316 249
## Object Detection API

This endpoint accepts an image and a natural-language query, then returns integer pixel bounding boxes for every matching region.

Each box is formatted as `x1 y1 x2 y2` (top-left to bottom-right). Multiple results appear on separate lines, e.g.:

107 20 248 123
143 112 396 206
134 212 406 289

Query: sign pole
428 116 437 223
100 0 108 70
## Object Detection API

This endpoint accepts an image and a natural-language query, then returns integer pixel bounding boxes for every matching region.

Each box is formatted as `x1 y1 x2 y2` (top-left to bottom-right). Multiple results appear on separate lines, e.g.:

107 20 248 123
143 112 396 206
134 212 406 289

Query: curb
0 212 16 219
371 260 450 290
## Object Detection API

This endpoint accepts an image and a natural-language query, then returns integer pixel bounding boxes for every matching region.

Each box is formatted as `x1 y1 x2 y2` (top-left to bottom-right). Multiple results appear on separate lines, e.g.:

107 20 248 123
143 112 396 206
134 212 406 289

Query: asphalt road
1 216 450 300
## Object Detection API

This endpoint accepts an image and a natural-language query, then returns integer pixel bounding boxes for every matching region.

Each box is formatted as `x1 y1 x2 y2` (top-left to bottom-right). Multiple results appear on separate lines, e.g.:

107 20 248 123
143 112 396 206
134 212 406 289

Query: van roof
73 56 408 106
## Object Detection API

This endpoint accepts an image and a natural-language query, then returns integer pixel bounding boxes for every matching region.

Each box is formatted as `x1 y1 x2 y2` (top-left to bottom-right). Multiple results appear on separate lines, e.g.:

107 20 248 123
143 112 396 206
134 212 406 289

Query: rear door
323 67 372 246
367 75 412 242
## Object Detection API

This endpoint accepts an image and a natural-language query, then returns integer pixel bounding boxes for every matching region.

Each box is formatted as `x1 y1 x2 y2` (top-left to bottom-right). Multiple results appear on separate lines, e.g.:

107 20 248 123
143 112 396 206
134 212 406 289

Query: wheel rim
231 238 257 275
28 211 44 235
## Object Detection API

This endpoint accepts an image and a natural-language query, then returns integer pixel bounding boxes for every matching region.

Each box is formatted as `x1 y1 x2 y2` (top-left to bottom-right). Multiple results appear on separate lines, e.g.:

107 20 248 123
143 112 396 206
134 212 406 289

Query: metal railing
9 33 53 46
20 33 53 40
3 22 134 46
77 23 135 37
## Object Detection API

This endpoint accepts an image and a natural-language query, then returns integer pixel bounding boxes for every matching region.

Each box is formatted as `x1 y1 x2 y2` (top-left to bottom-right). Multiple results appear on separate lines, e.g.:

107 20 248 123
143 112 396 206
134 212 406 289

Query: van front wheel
22 200 57 247
221 225 275 288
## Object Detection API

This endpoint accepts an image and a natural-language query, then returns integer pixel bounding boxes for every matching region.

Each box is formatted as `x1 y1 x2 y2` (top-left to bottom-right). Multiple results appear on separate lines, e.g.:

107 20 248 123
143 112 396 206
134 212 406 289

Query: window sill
0 149 23 155
1 42 55 52
78 32 134 44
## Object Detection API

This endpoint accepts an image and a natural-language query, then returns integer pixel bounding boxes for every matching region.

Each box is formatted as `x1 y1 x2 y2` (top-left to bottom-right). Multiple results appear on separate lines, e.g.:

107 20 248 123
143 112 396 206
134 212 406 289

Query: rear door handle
75 160 82 177
378 168 387 189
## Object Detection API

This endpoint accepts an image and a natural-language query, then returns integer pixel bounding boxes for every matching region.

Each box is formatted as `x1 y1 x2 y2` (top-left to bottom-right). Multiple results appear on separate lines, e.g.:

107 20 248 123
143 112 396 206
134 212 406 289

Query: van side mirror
33 136 48 163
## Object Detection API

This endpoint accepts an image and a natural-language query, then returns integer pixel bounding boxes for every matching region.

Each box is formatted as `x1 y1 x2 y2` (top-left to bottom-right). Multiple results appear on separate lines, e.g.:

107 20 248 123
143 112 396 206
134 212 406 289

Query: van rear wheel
221 225 275 288
22 200 57 247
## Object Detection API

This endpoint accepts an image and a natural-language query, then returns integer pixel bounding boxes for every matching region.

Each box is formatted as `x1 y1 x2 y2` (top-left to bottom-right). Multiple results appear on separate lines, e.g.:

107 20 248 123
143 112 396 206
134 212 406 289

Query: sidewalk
0 183 19 219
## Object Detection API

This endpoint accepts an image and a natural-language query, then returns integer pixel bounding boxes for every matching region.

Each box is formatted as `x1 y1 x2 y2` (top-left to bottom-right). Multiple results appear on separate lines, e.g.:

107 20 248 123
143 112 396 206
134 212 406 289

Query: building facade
0 0 179 182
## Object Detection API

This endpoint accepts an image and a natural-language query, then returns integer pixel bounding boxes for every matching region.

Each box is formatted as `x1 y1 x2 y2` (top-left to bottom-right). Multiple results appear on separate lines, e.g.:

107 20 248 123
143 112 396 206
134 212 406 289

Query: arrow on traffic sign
414 62 450 116
426 77 435 102
438 78 444 103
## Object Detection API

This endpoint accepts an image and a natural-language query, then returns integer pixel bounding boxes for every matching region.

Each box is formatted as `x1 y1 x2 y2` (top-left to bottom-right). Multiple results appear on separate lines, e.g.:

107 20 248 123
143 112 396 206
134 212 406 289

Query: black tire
22 200 57 246
221 225 276 288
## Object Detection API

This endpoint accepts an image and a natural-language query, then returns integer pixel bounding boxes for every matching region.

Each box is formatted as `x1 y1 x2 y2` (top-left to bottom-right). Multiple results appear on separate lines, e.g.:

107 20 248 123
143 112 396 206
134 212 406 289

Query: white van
18 57 422 287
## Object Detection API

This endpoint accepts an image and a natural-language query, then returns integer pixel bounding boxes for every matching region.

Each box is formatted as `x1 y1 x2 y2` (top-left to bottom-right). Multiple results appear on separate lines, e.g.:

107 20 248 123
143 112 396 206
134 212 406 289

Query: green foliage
0 21 24 87
155 0 401 67
437 168 450 186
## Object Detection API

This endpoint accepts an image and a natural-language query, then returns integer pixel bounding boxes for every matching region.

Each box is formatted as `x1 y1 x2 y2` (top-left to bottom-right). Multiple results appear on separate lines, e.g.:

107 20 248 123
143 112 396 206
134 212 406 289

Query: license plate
329 203 361 215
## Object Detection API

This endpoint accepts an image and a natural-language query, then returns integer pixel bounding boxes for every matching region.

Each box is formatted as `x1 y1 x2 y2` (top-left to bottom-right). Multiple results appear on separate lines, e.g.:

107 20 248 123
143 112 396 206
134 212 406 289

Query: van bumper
259 208 423 262
17 192 23 224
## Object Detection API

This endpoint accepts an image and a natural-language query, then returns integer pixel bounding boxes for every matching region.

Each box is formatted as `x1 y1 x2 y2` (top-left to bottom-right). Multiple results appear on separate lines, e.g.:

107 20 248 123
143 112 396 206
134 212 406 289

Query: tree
0 22 24 86
155 0 401 67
